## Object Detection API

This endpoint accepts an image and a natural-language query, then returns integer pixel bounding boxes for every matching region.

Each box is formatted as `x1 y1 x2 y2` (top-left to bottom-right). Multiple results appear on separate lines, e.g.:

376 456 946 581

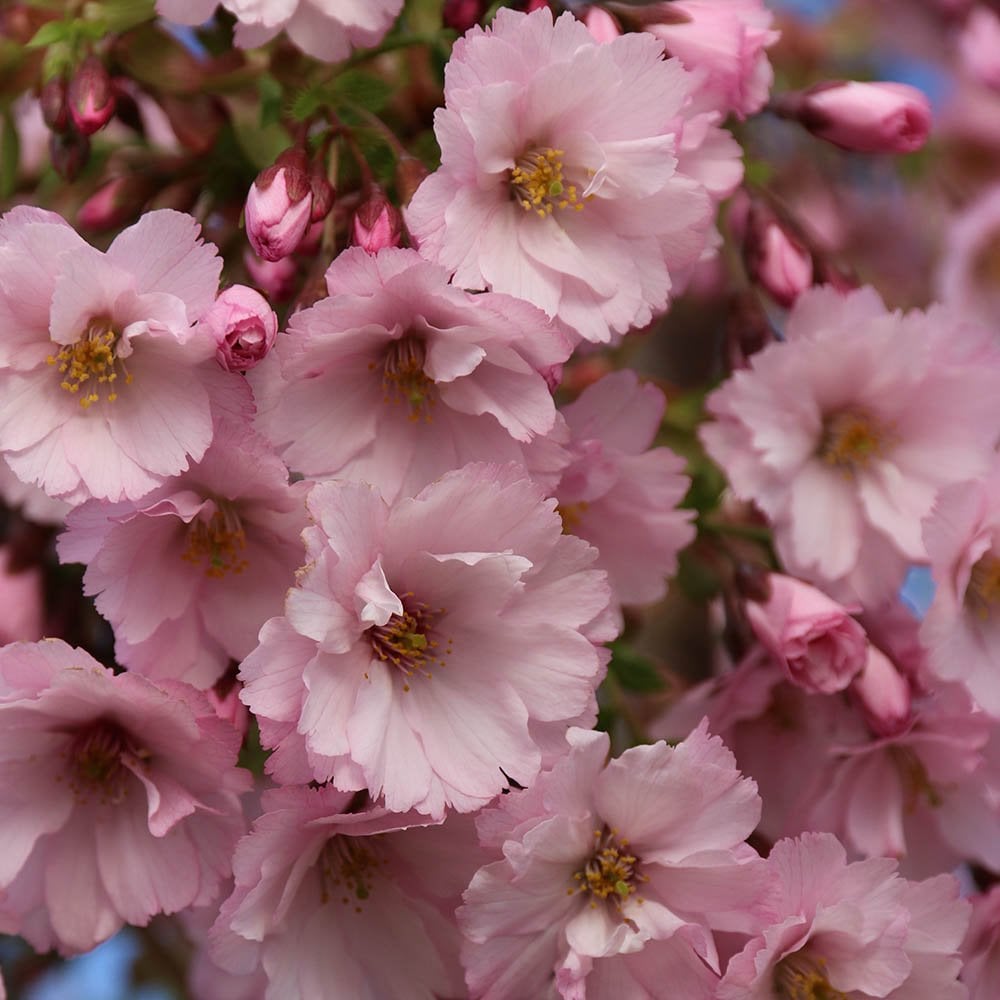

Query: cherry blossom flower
459 722 769 1000
921 463 1000 715
962 885 1000 1000
553 370 694 609
629 0 779 120
936 181 1000 324
0 639 250 955
251 247 571 501
701 285 1000 604
406 7 742 344
210 786 482 1000
156 0 403 62
0 207 250 505
718 832 969 1000
239 463 614 817
0 458 70 524
57 422 308 690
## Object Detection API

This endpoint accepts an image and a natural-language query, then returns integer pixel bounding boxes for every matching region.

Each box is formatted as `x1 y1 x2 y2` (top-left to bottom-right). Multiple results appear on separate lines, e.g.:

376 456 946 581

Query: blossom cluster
0 0 998 997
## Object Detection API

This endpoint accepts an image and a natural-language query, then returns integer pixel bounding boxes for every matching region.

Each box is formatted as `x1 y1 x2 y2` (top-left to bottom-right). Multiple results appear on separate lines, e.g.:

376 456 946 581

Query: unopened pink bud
244 251 298 302
783 80 932 154
351 189 403 253
77 175 155 231
581 6 621 44
245 157 313 262
200 285 279 373
67 55 115 136
309 167 335 223
744 205 813 308
850 645 912 737
442 0 488 32
39 76 70 133
49 127 90 181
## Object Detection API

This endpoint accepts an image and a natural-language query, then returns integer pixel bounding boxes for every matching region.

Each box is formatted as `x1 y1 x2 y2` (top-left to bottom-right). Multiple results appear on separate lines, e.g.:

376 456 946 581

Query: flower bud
200 285 279 373
581 6 621 44
743 203 813 308
309 165 335 222
442 0 488 32
49 127 90 182
351 188 404 253
746 573 867 694
778 80 932 154
77 174 157 231
245 149 313 262
67 55 116 136
244 251 298 302
39 76 70 133
850 645 912 738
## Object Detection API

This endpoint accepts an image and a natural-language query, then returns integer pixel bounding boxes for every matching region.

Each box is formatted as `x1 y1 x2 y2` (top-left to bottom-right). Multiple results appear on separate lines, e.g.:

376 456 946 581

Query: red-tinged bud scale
67 55 116 136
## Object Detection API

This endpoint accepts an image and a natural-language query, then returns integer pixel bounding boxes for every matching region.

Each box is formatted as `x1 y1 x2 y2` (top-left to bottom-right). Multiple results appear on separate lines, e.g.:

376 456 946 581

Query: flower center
774 953 847 1000
47 317 132 409
64 721 139 805
966 553 1000 620
377 336 436 422
318 836 386 912
180 503 249 579
510 147 585 218
556 501 589 533
819 410 885 471
889 744 942 809
571 828 645 910
368 596 452 692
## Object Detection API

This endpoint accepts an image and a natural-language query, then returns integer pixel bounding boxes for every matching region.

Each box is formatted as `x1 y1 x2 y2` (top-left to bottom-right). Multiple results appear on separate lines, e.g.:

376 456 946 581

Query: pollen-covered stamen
47 317 133 409
889 744 942 809
510 147 586 218
377 335 436 422
556 501 589 534
571 828 646 911
819 410 887 472
318 835 386 912
63 721 139 806
180 502 249 579
368 594 453 691
966 553 1000 620
773 952 848 1000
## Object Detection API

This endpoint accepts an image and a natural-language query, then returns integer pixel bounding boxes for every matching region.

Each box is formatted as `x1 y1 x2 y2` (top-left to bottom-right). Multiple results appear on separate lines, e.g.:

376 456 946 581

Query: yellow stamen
773 953 848 1000
966 554 1000 620
510 147 587 219
368 594 452 692
318 836 386 912
376 336 436 422
180 504 249 579
47 318 132 409
556 501 589 534
819 410 886 471
571 828 646 911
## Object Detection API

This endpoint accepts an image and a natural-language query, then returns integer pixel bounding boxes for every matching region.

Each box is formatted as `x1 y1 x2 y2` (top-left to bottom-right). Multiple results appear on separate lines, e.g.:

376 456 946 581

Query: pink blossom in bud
442 0 487 33
745 573 867 694
407 7 741 345
0 639 249 955
239 463 614 816
0 207 252 505
632 0 779 119
460 723 770 1000
199 285 278 373
49 127 89 182
39 76 69 133
849 644 912 737
744 206 813 307
351 189 404 253
962 885 1000 1000
701 285 1000 605
244 160 312 262
554 370 695 611
77 175 156 232
787 80 933 154
0 546 44 645
67 55 115 136
718 833 969 1000
921 462 1000 716
959 7 1000 91
244 251 297 302
581 6 621 43
308 168 334 222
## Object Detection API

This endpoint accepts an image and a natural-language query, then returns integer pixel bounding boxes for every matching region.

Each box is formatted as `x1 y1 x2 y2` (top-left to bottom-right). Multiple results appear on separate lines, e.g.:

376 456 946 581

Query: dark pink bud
351 189 403 253
67 55 116 136
39 76 70 133
442 0 489 32
780 80 932 154
309 166 335 223
77 175 155 231
245 155 313 261
49 127 90 182
744 204 813 308
850 646 912 737
200 285 279 373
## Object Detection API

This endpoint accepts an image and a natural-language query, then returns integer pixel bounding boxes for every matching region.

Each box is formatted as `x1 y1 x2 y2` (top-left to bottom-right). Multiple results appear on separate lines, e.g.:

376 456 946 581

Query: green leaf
288 83 333 123
258 74 284 128
0 112 19 199
27 21 72 49
232 119 292 171
608 642 665 693
332 70 392 114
